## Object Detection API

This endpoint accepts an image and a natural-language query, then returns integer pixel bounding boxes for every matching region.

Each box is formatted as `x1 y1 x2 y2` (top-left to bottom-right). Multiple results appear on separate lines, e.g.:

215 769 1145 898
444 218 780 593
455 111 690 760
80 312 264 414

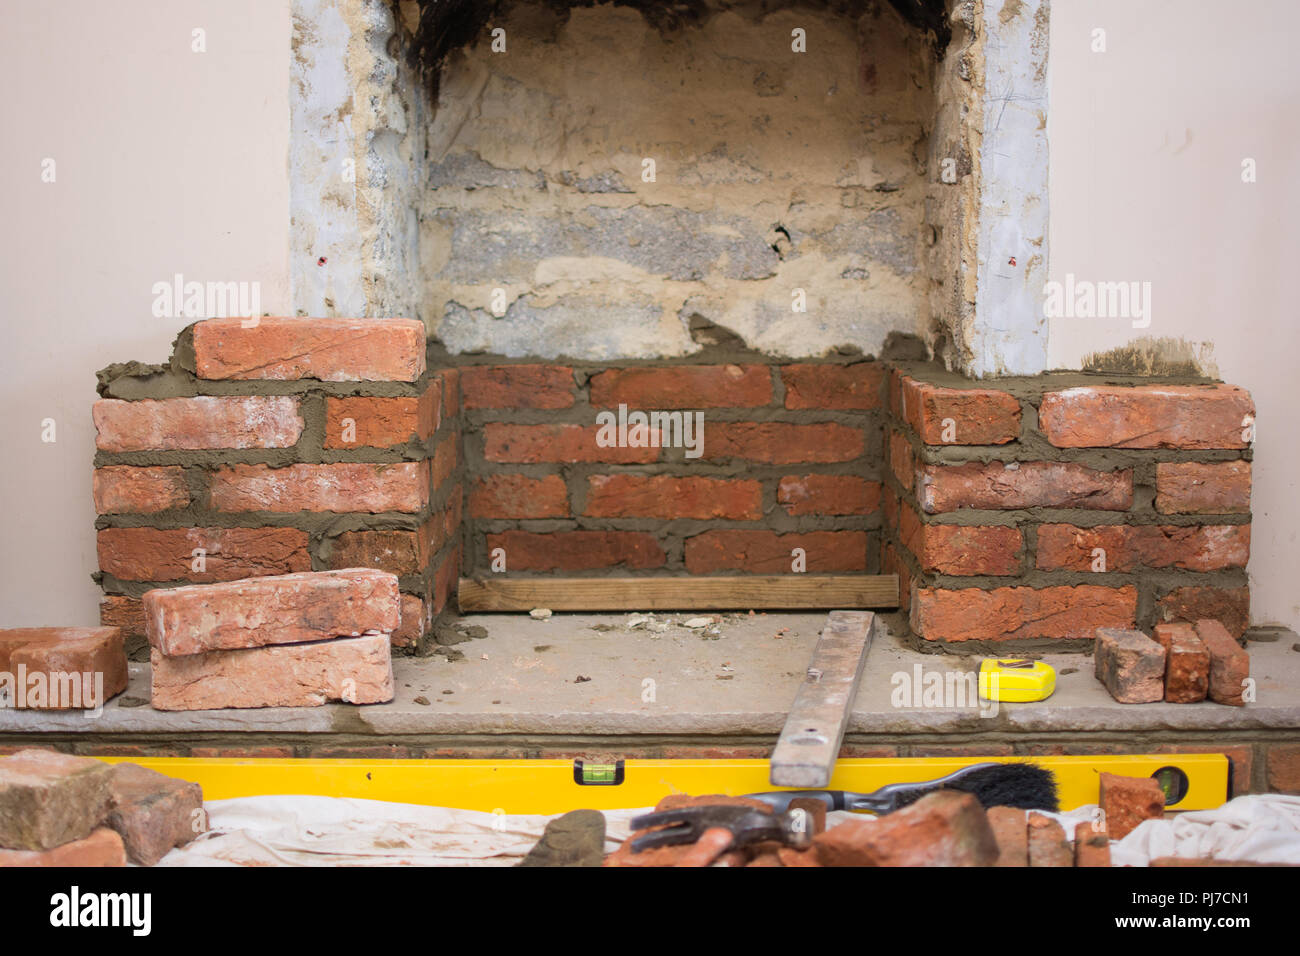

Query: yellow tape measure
978 658 1056 702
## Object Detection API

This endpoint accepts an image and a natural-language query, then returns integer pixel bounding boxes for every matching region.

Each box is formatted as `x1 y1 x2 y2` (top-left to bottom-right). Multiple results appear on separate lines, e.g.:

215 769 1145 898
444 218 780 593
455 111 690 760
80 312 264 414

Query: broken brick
0 627 128 710
1100 772 1166 840
0 828 125 867
1195 618 1250 706
987 806 1028 867
1094 628 1166 704
1027 812 1072 867
1153 622 1210 703
107 763 205 866
1074 822 1111 867
0 749 113 850
813 790 998 866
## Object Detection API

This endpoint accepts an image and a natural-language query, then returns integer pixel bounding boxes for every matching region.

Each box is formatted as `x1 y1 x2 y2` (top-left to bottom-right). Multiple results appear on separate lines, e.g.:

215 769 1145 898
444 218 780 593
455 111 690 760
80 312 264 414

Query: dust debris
413 695 430 706
574 675 592 683
529 608 552 620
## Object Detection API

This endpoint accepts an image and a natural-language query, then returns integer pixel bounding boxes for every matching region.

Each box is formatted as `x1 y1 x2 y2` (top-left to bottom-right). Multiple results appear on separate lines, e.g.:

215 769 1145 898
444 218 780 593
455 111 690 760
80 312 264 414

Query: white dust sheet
154 794 1300 867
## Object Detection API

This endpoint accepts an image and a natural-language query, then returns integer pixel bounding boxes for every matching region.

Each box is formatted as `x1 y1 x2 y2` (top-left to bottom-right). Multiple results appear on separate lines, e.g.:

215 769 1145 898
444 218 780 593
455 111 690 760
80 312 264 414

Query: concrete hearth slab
1 613 1297 737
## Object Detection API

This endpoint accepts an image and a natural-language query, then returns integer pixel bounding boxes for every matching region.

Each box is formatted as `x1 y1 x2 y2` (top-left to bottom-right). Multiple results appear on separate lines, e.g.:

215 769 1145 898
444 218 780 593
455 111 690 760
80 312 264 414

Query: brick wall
94 318 462 655
459 360 885 576
883 365 1254 650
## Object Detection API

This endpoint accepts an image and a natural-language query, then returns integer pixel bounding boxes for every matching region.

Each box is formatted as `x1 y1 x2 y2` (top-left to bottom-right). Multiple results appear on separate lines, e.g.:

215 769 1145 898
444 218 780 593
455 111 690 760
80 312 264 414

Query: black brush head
891 762 1059 813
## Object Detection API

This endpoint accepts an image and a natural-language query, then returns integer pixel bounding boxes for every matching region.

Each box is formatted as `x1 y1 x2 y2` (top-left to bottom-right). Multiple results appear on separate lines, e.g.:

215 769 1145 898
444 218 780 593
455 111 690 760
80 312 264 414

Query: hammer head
628 804 811 852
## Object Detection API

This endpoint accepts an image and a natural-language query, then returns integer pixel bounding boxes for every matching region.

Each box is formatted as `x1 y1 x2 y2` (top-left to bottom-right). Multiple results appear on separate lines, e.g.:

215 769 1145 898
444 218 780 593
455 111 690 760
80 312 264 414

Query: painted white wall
0 0 292 626
1048 0 1300 629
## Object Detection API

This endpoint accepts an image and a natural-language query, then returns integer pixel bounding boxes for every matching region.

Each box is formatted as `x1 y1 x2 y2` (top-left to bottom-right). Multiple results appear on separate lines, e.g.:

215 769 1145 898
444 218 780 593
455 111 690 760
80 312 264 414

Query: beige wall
0 0 291 626
1048 0 1300 629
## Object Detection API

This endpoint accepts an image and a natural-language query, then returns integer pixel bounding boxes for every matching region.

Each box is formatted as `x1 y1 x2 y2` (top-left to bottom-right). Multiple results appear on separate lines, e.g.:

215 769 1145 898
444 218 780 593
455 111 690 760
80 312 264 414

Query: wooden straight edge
457 575 898 612
770 610 876 789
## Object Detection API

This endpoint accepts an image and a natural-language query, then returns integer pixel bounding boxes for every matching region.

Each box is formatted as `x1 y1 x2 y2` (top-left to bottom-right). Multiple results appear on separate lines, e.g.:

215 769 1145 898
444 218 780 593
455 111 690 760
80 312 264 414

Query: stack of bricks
143 569 399 710
460 360 884 575
882 365 1254 649
1095 619 1250 706
94 317 462 655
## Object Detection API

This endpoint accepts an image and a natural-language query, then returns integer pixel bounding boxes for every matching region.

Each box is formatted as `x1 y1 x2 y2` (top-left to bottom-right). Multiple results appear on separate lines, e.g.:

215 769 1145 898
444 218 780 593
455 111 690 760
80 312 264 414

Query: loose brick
781 363 883 409
97 526 310 582
470 475 569 519
461 364 575 409
1156 586 1250 640
1152 622 1209 703
778 475 880 516
143 568 401 655
589 365 771 408
486 531 665 571
93 466 189 514
1094 628 1166 704
1194 618 1250 706
1099 772 1165 839
987 806 1028 867
585 475 761 520
912 585 1136 643
813 790 998 866
898 504 1022 576
392 593 430 650
1155 461 1252 515
100 596 145 639
919 461 1133 514
685 530 867 573
0 749 113 850
0 828 125 867
702 422 864 464
1035 524 1250 572
484 424 659 463
150 632 395 710
323 385 439 448
1267 745 1300 794
888 428 914 490
107 763 204 866
93 396 303 452
898 376 1021 445
209 461 429 513
1074 822 1111 867
1027 812 1072 867
1039 385 1254 449
0 627 128 710
192 316 426 382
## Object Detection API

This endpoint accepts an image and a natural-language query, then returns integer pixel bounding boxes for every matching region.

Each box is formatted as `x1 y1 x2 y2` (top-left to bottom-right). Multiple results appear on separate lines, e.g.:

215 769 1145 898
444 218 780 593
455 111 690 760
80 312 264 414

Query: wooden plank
769 611 875 788
457 575 898 612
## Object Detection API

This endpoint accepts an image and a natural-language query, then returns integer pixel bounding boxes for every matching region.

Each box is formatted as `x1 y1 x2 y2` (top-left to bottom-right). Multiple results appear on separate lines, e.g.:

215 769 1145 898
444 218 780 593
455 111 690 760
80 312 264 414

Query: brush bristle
951 763 1059 812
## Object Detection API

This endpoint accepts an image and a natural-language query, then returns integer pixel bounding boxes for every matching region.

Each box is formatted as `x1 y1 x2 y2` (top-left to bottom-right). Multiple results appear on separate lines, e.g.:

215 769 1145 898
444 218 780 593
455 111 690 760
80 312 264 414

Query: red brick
93 466 189 514
150 632 395 710
431 430 460 490
192 316 426 382
189 746 294 758
323 384 439 448
392 593 430 650
781 363 883 409
440 368 460 417
1094 628 1166 704
0 828 125 867
484 424 659 463
99 596 145 639
0 749 113 850
987 806 1028 867
1152 622 1209 703
1074 822 1111 867
778 475 879 516
1027 812 1072 867
881 482 900 534
1194 618 1250 707
97 526 310 582
461 364 574 409
470 475 569 519
209 461 429 513
912 585 1136 643
1267 746 1300 794
702 422 864 464
898 504 1022 576
1035 524 1250 572
308 745 412 759
1099 772 1165 839
0 627 128 709
1156 586 1250 640
1039 385 1255 449
432 545 461 613
684 530 866 573
1155 461 1251 515
813 790 998 866
584 475 761 520
93 396 303 451
327 520 436 576
898 376 1021 445
882 542 911 613
888 428 914 490
919 461 1133 514
486 531 665 571
590 365 771 408
106 763 204 865
143 568 401 655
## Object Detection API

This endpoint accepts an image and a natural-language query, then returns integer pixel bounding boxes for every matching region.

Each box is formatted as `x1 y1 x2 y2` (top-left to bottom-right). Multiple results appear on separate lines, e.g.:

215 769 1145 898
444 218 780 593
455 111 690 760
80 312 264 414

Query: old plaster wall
420 2 935 359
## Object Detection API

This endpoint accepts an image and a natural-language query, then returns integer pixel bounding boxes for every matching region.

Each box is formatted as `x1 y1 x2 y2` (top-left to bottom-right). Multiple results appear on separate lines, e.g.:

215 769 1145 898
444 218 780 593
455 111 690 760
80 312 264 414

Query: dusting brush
747 762 1059 815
